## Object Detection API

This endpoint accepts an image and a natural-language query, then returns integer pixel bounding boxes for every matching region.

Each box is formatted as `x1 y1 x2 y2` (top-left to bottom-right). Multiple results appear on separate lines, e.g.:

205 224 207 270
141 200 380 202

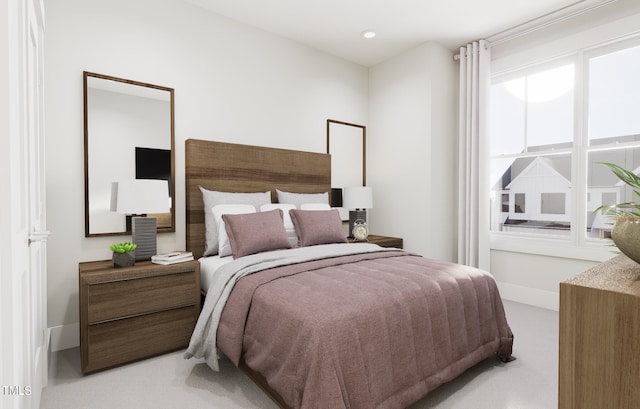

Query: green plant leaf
597 162 640 190
594 162 640 221
110 242 137 253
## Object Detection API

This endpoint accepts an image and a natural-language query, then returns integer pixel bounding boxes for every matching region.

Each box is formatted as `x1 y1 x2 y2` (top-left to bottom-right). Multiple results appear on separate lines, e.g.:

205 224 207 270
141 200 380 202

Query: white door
0 1 48 408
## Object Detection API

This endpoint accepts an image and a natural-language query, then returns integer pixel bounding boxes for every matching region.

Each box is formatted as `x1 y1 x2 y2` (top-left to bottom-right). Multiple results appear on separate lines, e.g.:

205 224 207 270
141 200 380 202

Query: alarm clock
352 219 369 241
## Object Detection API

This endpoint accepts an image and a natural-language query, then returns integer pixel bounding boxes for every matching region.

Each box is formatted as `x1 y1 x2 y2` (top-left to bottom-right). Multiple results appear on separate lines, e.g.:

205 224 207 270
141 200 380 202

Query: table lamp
343 186 373 238
111 179 170 261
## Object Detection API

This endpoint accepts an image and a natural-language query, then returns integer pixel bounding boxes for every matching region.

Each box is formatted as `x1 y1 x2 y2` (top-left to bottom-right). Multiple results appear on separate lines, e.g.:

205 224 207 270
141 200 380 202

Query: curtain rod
453 0 617 61
488 0 616 46
453 41 488 61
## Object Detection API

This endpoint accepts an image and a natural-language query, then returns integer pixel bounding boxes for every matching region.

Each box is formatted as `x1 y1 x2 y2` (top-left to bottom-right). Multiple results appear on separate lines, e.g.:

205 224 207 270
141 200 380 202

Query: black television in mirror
135 147 171 189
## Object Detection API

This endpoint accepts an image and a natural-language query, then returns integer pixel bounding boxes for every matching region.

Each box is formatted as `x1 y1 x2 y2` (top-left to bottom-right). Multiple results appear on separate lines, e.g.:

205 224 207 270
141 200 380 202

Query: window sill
490 233 616 262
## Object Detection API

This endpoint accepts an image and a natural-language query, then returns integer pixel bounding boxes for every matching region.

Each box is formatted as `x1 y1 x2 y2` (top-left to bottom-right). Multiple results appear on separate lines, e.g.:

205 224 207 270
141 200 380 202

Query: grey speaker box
132 216 157 261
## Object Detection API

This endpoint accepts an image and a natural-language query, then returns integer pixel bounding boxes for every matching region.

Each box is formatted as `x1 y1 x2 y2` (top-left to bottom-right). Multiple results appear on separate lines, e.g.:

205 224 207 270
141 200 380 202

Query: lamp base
125 214 146 233
348 210 367 239
132 216 157 261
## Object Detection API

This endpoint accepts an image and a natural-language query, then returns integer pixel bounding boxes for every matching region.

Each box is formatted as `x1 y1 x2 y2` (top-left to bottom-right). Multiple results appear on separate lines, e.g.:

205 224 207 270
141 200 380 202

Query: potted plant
596 162 640 263
110 242 137 268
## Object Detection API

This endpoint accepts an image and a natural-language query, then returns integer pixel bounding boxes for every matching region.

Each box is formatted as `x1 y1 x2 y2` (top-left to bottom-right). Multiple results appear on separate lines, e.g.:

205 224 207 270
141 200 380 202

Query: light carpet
41 300 558 409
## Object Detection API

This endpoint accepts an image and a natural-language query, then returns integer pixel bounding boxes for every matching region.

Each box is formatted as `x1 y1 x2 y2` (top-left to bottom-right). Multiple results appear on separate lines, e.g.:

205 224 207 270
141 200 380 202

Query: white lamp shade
343 186 373 209
110 179 170 214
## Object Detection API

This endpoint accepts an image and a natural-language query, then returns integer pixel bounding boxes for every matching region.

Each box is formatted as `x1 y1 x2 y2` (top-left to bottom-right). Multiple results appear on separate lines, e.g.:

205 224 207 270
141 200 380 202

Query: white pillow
276 189 329 209
260 203 297 246
212 204 256 257
300 203 331 211
199 187 271 256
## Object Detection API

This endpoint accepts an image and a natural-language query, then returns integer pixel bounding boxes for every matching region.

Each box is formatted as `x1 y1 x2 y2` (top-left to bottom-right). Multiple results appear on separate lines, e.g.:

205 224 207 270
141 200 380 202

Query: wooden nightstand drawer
87 271 197 323
79 259 200 374
85 305 198 373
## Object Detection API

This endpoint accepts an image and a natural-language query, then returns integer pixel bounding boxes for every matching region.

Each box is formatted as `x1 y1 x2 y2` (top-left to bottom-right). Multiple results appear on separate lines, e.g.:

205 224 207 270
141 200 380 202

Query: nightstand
79 259 200 374
349 234 403 249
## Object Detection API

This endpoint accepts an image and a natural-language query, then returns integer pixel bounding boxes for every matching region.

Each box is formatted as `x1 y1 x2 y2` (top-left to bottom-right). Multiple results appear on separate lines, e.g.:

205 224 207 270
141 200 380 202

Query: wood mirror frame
83 71 175 237
326 119 366 187
326 119 366 219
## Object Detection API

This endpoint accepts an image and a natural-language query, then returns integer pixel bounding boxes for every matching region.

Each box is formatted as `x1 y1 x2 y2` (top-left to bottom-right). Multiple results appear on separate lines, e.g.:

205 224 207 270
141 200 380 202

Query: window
588 45 640 144
541 193 566 215
501 193 509 212
490 63 574 237
514 193 526 214
490 38 640 247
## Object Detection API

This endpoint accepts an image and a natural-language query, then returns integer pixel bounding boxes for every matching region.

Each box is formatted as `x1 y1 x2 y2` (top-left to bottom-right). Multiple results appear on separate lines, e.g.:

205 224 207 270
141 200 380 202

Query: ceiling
181 0 613 67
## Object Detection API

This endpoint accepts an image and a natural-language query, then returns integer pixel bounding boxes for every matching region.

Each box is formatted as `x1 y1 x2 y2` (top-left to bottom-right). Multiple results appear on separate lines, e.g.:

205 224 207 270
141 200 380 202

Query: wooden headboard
185 139 331 259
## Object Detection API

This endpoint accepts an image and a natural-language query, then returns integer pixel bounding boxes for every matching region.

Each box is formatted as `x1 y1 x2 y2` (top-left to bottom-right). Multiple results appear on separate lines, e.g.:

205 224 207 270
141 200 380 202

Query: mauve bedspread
213 248 513 409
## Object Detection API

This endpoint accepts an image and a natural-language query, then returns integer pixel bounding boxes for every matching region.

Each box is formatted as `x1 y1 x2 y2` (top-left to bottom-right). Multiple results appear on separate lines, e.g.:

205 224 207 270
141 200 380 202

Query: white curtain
458 40 491 270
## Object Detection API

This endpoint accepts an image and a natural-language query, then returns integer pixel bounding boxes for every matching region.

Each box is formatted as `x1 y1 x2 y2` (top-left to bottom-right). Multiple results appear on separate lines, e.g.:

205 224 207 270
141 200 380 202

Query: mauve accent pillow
222 209 292 258
213 204 256 257
260 203 297 247
199 187 271 256
289 209 347 247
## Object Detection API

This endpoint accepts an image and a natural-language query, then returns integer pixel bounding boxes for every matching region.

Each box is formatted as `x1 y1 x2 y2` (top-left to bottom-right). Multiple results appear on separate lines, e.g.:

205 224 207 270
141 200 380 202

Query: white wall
45 0 368 350
368 42 457 261
489 2 640 311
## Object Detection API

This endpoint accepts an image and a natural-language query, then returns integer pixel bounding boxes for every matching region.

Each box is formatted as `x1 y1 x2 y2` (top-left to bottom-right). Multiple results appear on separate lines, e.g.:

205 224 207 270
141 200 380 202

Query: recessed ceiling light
361 30 376 39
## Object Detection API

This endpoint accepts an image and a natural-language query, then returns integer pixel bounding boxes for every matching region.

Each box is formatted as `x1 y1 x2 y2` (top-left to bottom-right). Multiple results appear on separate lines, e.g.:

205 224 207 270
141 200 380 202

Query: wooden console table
559 254 640 409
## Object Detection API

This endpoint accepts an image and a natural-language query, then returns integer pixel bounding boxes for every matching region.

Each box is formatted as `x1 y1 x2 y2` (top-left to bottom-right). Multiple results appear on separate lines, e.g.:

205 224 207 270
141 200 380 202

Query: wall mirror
326 119 366 219
327 119 366 187
84 71 175 237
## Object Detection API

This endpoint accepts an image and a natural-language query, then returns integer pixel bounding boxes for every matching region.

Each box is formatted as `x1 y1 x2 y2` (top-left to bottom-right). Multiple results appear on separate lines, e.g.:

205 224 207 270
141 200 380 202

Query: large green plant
595 162 640 219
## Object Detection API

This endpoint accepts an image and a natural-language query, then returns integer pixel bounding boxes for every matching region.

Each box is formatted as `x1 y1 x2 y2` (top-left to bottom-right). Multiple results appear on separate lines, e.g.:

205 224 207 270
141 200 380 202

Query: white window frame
489 35 640 262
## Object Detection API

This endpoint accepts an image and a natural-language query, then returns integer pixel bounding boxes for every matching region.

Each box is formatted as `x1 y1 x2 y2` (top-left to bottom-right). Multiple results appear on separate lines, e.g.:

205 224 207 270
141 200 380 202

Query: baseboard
45 327 51 387
46 327 51 351
49 322 79 352
497 281 559 311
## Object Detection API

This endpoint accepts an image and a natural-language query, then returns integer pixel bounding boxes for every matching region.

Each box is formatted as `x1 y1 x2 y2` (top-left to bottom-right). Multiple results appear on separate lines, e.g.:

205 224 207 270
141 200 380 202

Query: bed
183 138 514 409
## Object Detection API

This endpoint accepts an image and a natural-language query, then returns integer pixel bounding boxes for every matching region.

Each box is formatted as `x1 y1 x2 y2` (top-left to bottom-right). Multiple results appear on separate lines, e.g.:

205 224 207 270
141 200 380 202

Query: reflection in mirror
326 119 366 220
84 71 175 237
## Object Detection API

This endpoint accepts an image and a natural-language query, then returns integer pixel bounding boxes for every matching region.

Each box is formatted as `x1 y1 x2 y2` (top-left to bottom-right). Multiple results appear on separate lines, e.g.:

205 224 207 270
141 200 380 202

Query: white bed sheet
199 255 234 292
